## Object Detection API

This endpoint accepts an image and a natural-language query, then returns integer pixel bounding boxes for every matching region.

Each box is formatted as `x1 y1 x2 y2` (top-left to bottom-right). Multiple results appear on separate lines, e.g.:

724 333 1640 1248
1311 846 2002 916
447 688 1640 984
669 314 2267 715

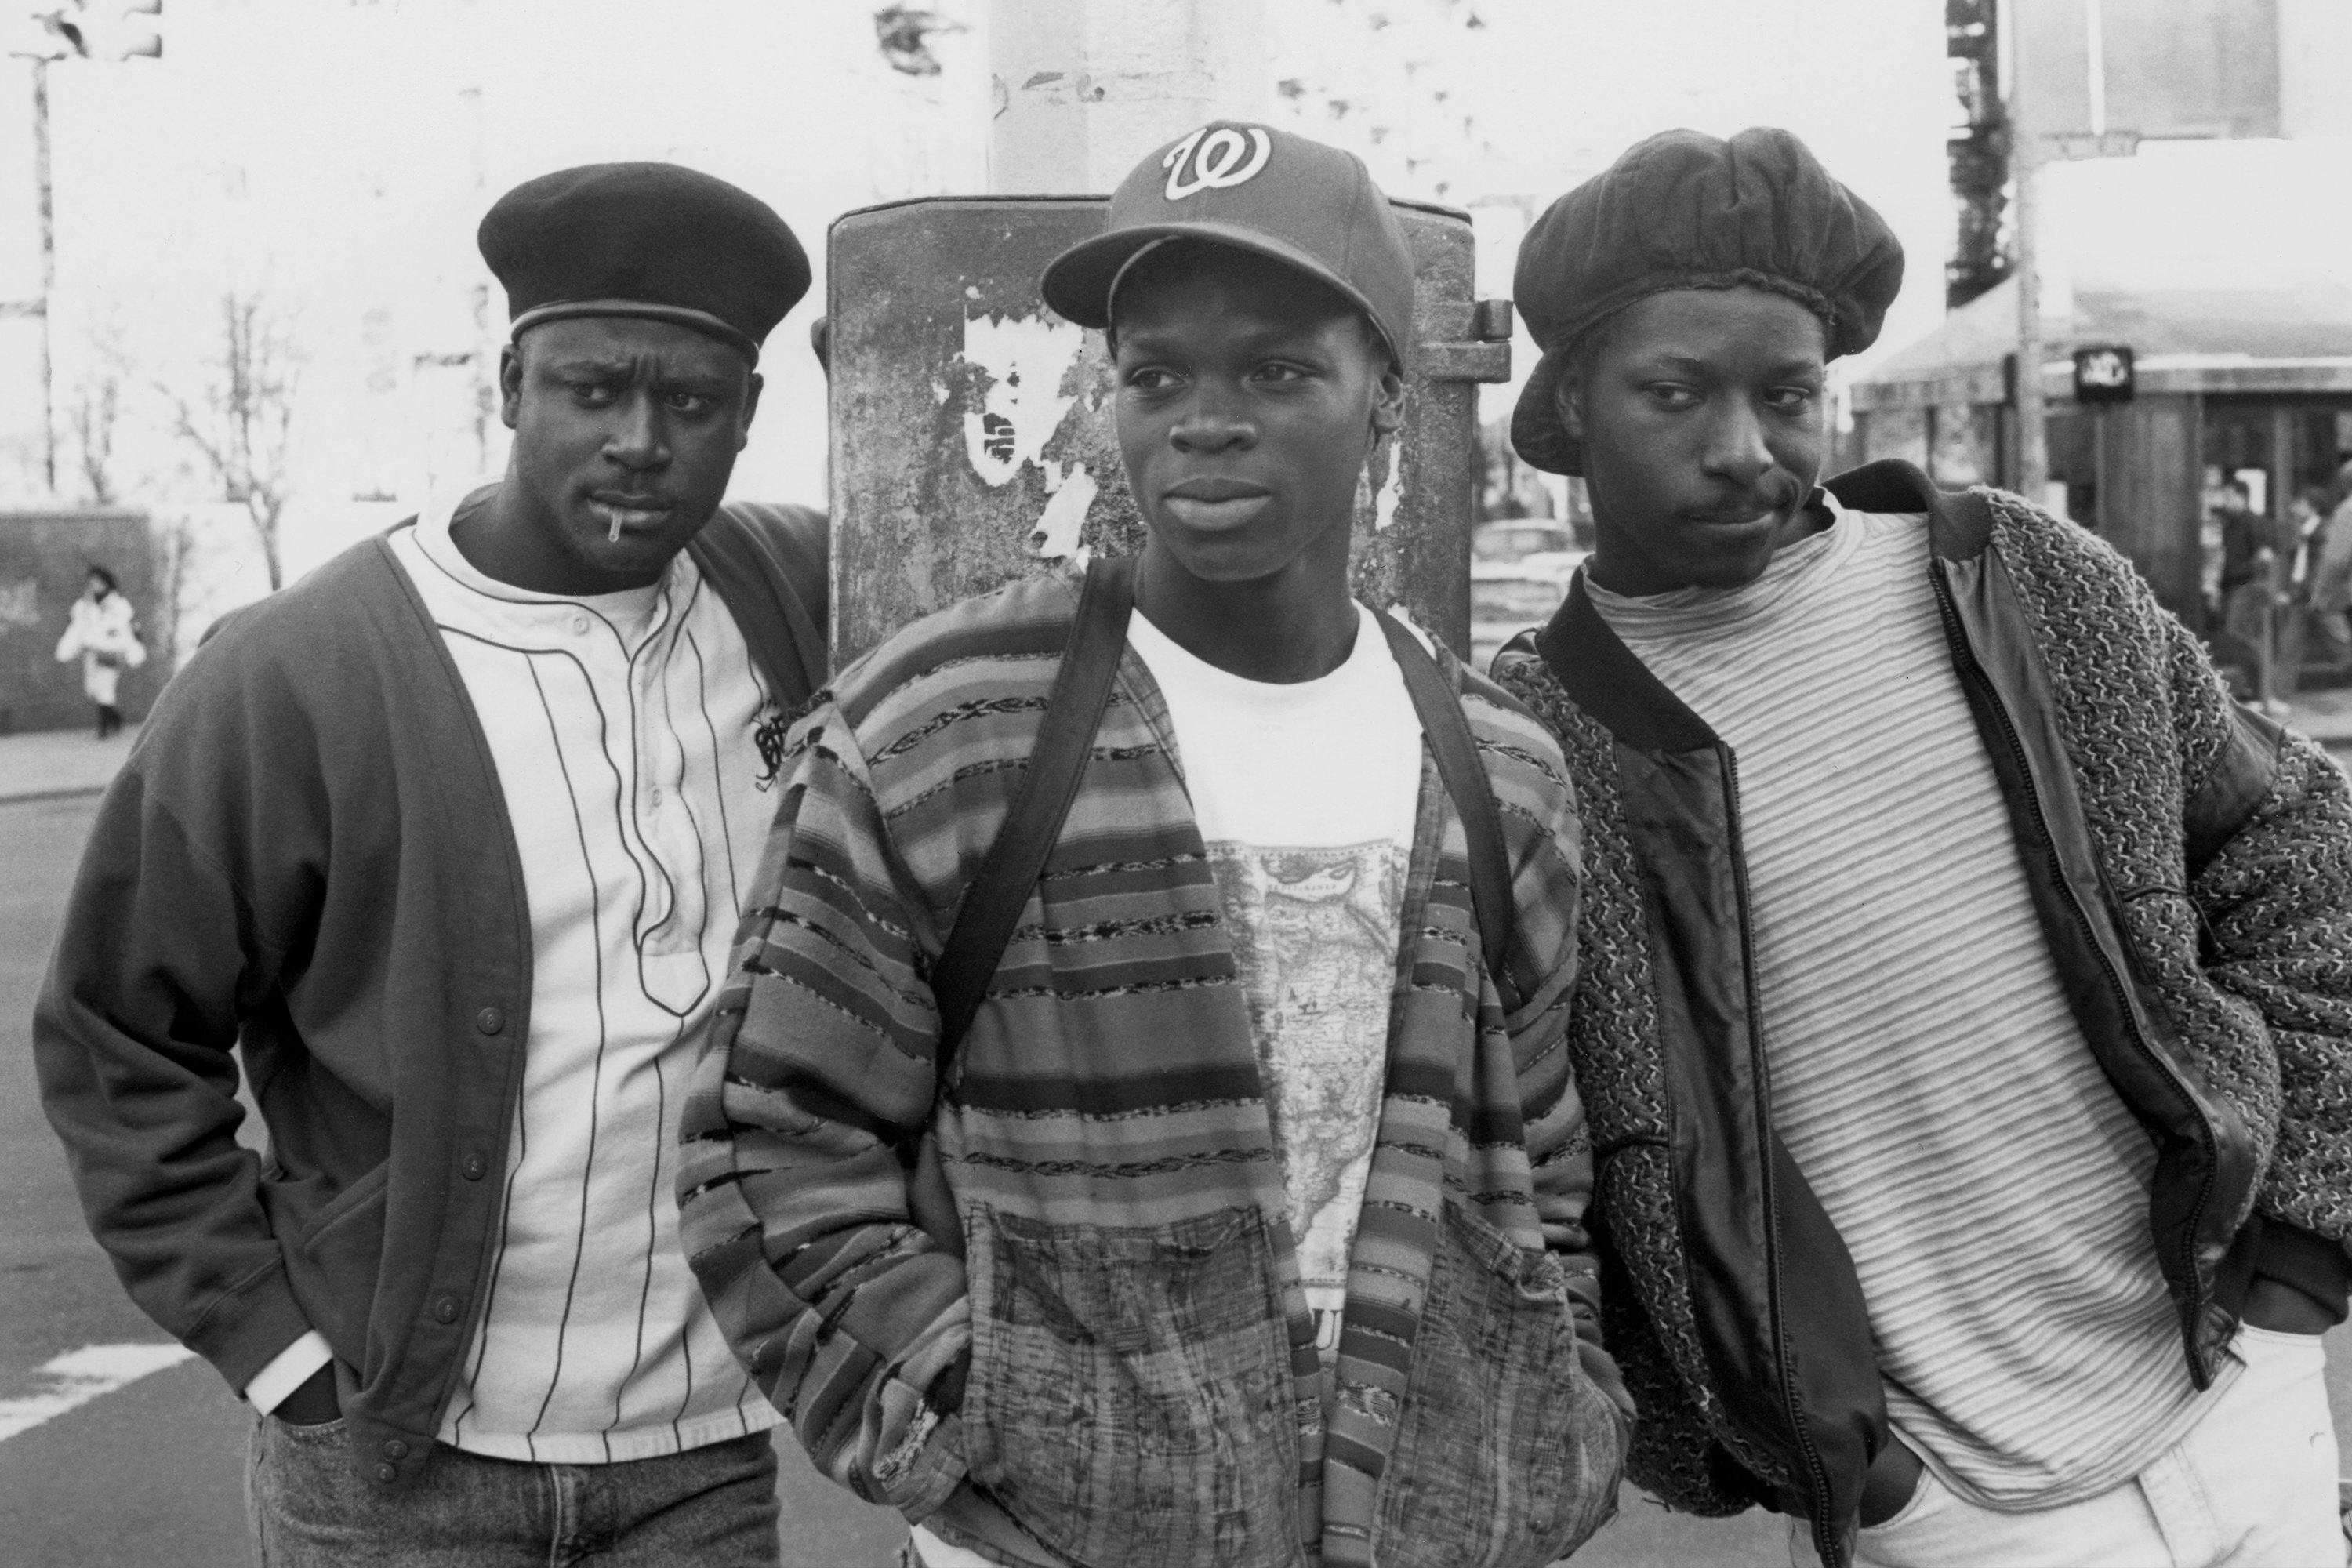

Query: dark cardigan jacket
32 501 826 1493
1493 462 2352 1566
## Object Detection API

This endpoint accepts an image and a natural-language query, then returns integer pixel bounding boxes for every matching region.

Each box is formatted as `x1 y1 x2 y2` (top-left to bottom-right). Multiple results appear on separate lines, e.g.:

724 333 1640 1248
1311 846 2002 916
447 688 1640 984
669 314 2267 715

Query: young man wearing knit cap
1492 126 2352 1568
35 162 828 1564
677 122 1628 1568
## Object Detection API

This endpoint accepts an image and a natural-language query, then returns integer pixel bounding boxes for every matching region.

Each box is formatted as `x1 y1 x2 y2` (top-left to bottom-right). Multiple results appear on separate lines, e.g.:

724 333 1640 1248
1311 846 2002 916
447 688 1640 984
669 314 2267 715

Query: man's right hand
273 1362 341 1427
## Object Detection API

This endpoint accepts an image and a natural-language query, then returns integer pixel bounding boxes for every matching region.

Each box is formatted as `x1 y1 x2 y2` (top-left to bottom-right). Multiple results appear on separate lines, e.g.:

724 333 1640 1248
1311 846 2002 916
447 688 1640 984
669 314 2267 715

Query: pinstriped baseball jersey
387 494 783 1463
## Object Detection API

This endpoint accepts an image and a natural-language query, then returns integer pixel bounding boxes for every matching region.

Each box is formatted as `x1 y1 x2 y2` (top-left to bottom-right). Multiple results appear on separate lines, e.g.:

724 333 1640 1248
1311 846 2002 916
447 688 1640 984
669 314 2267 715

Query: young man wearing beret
34 163 829 1565
675 123 1629 1568
1491 126 2352 1568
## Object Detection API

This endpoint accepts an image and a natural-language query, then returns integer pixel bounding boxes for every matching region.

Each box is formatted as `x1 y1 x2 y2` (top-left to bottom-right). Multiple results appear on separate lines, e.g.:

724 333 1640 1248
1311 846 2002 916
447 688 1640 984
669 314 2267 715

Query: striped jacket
679 568 1630 1568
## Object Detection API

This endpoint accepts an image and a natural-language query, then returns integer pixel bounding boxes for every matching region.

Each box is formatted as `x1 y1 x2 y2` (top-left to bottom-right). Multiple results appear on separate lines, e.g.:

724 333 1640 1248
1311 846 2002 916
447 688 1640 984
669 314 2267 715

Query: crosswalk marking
0 1342 197 1443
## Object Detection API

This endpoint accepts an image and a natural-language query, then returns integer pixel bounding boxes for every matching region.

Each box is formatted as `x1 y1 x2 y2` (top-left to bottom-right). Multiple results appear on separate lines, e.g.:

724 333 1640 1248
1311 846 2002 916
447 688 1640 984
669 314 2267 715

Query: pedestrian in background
2212 479 2295 713
34 163 828 1566
1494 127 2352 1568
53 564 143 739
2308 460 2352 654
678 123 1629 1568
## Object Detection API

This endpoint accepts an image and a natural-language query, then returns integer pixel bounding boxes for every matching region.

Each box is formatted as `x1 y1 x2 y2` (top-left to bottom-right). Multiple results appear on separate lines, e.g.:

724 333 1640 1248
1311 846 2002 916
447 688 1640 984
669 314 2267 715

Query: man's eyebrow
654 368 738 392
538 354 635 376
1115 318 1345 354
1634 351 1823 378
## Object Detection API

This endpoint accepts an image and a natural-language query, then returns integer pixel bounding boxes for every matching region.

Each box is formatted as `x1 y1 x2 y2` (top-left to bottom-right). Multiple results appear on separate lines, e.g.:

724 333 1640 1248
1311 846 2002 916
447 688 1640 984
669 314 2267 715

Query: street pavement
5 723 2351 1566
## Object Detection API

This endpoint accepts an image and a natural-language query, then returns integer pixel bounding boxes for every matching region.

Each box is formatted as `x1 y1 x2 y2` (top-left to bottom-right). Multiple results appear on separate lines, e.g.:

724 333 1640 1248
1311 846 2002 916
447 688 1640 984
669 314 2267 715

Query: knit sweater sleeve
1994 490 2352 1292
31 625 325 1393
676 693 971 1519
2163 610 2352 1279
1470 683 1634 1425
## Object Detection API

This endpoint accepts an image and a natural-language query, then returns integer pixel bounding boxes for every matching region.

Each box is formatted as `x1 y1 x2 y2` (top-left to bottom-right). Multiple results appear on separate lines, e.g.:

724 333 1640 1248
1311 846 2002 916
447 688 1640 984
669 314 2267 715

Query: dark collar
1534 575 1720 753
1825 458 1990 561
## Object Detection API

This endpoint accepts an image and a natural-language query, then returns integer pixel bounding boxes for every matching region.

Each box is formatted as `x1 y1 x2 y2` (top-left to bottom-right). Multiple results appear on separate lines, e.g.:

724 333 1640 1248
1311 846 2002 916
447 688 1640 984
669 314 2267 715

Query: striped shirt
1586 499 2227 1509
386 493 782 1463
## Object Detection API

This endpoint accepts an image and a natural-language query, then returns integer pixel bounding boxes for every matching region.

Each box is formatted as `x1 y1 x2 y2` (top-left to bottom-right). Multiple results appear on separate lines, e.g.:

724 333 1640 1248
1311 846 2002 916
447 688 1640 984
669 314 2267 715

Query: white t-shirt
1127 603 1424 1352
916 603 1426 1568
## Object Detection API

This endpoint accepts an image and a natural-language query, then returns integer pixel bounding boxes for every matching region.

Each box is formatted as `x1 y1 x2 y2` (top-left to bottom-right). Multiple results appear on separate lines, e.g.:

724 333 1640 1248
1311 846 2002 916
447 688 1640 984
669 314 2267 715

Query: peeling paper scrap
1029 461 1098 560
958 310 1088 488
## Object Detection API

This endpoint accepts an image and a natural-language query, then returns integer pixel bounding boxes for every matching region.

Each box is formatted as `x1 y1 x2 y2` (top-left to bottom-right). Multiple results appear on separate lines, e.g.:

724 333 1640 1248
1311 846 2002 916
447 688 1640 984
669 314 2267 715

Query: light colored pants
1795 1325 2343 1568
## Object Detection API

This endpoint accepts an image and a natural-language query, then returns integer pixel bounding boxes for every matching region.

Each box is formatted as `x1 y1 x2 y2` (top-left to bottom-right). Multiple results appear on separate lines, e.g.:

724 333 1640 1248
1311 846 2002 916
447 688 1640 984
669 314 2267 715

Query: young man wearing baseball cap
1490 127 2352 1567
677 123 1629 1568
36 162 828 1564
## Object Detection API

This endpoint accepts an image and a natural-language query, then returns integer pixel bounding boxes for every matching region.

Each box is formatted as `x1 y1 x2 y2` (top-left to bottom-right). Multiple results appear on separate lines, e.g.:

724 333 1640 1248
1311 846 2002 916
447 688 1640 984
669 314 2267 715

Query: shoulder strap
1368 606 1523 1012
930 556 1136 1064
687 503 832 713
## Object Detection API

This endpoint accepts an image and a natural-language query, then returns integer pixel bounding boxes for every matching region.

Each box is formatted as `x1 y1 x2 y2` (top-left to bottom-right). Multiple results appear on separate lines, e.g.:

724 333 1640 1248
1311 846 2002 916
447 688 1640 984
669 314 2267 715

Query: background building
1850 0 2352 633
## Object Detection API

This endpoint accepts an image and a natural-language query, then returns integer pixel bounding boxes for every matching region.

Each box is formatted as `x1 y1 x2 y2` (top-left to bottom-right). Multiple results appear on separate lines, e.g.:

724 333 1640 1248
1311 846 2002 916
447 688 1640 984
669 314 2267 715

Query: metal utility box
825 194 1509 669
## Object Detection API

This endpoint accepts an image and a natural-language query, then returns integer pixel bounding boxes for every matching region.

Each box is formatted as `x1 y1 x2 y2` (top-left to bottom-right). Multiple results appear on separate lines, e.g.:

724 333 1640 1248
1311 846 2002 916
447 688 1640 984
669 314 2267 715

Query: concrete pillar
988 0 1265 192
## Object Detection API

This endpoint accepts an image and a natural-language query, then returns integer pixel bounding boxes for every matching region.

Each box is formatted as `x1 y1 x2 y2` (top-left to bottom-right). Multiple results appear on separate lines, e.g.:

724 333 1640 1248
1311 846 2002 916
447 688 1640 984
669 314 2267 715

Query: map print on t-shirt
1208 839 1407 1357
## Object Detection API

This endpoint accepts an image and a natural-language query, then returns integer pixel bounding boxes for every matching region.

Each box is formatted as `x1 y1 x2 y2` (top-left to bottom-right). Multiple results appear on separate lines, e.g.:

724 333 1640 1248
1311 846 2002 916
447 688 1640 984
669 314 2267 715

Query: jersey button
474 1007 505 1036
383 1439 409 1460
433 1296 459 1324
569 612 590 635
460 1152 488 1181
375 1463 398 1485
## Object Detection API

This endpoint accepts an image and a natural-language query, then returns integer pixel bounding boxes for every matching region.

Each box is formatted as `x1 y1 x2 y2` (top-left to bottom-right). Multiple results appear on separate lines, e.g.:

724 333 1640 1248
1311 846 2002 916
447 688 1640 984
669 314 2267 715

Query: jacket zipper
1928 570 2221 1375
1719 745 1842 1568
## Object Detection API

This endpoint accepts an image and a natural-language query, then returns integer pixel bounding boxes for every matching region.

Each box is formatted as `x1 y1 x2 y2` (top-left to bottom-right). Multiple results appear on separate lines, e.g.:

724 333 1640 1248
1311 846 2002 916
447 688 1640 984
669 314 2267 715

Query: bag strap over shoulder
929 555 1136 1065
1368 605 1523 1013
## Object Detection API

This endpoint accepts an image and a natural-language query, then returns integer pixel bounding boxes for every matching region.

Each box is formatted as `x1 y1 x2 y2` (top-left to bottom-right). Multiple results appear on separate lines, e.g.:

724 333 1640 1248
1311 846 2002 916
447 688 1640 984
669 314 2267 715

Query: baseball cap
480 162 810 366
1040 122 1416 371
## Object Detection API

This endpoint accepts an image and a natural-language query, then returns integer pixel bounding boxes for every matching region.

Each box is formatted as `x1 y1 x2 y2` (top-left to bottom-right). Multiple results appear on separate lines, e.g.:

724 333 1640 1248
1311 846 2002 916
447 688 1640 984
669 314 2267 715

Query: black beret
1510 127 1903 475
479 162 810 366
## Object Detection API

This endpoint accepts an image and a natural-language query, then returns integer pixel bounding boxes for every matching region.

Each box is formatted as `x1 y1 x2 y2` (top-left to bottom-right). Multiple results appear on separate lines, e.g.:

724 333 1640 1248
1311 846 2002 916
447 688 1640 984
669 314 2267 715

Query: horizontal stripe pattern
1591 505 2220 1508
676 568 1600 1554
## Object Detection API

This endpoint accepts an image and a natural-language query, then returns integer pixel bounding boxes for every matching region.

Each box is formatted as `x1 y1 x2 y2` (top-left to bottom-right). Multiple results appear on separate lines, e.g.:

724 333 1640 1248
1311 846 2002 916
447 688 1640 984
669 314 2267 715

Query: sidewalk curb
0 785 108 807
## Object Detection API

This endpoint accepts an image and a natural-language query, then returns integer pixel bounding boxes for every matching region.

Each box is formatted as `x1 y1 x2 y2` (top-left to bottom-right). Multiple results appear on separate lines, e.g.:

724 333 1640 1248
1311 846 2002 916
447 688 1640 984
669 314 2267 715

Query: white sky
0 0 1951 590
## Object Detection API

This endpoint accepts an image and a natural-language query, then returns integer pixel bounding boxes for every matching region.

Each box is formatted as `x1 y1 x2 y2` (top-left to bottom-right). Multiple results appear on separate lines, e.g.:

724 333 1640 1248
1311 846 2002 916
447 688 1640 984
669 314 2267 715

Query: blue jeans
247 1416 780 1566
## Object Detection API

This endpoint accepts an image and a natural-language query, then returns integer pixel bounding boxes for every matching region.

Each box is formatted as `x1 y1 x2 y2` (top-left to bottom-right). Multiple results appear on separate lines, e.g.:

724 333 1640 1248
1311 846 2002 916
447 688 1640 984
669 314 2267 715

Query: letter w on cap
1163 126 1272 200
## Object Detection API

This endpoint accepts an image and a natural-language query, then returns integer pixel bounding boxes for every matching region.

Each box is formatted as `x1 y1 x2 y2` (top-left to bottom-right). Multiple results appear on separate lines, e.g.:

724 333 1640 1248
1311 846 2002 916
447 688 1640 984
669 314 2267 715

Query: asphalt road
0 790 2333 1567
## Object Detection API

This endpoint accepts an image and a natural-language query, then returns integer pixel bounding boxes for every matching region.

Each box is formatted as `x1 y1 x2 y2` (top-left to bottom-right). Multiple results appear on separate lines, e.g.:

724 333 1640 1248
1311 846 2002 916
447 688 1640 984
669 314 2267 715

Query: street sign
2074 344 2136 404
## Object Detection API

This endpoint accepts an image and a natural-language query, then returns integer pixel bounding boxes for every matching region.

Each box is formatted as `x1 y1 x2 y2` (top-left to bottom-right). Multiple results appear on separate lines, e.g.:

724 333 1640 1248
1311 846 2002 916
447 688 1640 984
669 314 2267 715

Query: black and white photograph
2 2 2350 1565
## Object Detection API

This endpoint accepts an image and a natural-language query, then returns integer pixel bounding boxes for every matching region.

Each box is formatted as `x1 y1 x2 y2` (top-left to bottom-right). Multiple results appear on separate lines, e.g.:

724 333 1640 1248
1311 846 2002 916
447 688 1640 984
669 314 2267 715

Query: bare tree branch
160 290 301 590
66 317 130 506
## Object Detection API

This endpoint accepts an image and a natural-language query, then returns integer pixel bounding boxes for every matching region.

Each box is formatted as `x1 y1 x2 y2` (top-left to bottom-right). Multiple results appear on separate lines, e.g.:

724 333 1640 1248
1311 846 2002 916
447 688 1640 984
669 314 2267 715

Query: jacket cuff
243 1330 332 1413
2253 1219 2352 1325
181 1256 318 1395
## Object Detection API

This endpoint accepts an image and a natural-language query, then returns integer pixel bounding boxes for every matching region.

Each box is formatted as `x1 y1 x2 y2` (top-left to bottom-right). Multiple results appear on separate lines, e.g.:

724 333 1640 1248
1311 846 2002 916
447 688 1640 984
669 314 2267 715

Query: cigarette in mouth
608 510 623 544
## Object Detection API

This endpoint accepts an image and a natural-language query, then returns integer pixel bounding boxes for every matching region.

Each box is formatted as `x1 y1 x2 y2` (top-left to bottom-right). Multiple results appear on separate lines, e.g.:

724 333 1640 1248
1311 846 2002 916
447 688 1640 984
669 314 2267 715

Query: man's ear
1370 360 1406 438
738 370 764 452
1552 367 1586 447
498 343 524 430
